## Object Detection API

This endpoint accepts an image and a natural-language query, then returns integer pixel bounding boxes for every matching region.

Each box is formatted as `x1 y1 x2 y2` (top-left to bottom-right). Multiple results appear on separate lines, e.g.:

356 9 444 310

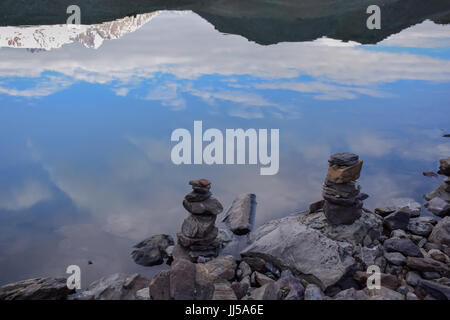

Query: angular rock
135 287 150 300
428 249 450 264
323 200 362 225
354 245 383 268
196 255 236 282
417 279 450 300
131 234 174 266
406 257 450 276
245 282 278 300
181 215 216 238
384 251 406 266
70 273 149 300
422 272 441 280
429 216 450 246
424 184 450 202
383 210 410 231
223 193 256 235
237 261 252 280
407 217 435 237
231 281 249 300
212 281 237 300
276 275 305 300
242 257 268 273
183 197 224 215
170 259 196 300
241 215 355 290
177 227 218 247
326 160 363 184
149 270 171 300
189 179 211 188
374 207 396 217
297 210 382 245
323 180 360 198
406 271 422 287
304 283 324 300
0 277 74 300
425 197 450 217
254 271 274 287
378 198 422 217
384 238 423 258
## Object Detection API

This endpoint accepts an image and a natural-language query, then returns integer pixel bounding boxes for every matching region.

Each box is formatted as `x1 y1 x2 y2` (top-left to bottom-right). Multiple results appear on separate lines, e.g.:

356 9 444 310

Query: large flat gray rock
241 215 354 290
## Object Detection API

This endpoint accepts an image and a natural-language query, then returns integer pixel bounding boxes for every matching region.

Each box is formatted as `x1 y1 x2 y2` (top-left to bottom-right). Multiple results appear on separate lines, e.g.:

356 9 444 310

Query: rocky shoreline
1 153 449 300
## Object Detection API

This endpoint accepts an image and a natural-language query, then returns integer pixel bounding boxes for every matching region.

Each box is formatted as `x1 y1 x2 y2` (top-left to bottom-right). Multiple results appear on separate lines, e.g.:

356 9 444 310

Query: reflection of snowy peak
0 12 160 51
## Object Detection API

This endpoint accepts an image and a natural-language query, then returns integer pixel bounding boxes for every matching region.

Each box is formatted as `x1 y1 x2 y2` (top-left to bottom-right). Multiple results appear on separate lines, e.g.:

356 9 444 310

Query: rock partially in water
0 277 74 300
383 210 410 231
429 216 450 246
131 234 174 266
407 217 435 237
69 273 149 300
241 215 355 290
423 171 438 178
378 198 422 218
222 193 256 235
438 157 450 176
425 197 450 217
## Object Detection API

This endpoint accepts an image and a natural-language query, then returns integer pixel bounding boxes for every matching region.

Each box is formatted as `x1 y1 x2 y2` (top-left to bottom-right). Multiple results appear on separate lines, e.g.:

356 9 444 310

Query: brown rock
149 270 171 300
429 216 450 246
169 259 196 300
406 257 450 276
212 281 237 300
196 256 236 282
353 271 400 291
438 157 450 176
326 160 363 184
309 200 325 213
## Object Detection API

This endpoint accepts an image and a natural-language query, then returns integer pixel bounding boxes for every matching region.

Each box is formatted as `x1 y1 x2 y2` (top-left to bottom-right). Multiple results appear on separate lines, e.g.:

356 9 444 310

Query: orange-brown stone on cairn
326 160 363 184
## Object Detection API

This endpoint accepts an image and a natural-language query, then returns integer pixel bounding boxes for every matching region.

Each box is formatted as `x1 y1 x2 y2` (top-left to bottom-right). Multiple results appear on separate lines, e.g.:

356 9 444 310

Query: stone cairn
177 179 224 261
322 152 368 225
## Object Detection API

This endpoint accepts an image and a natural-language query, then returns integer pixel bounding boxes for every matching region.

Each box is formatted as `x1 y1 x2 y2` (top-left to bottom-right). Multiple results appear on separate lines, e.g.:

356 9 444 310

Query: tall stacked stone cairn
322 152 368 225
177 179 224 261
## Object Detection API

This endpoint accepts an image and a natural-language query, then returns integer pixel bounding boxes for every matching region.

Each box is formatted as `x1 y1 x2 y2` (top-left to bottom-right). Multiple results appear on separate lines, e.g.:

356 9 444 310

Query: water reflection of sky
0 11 449 286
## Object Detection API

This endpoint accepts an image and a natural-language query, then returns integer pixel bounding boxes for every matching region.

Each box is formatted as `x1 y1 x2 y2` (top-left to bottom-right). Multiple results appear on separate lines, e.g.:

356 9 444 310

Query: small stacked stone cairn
322 152 368 225
177 179 224 260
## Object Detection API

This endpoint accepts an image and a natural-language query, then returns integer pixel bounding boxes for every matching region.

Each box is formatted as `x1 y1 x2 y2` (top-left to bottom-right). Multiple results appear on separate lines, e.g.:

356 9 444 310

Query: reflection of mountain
0 12 159 50
1 0 450 45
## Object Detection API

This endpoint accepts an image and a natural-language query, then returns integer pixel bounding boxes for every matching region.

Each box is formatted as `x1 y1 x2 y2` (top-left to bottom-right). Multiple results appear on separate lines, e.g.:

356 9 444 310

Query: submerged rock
0 277 74 300
131 234 174 266
69 273 149 300
222 193 256 235
425 197 450 217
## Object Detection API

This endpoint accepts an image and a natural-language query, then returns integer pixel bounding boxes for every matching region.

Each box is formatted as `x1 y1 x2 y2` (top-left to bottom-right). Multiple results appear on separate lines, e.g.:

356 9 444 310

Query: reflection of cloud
188 87 276 107
381 20 450 48
0 12 449 101
0 180 52 211
255 81 387 100
145 82 186 109
0 75 72 97
348 133 397 157
113 87 130 96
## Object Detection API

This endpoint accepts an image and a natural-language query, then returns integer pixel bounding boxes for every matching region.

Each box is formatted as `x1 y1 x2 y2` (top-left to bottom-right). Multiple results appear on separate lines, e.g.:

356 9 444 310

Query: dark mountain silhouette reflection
1 0 450 44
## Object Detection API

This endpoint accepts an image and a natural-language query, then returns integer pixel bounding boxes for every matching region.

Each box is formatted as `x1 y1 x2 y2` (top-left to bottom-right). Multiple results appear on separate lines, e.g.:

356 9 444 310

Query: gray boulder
383 210 410 231
429 216 450 246
425 197 450 217
407 217 435 237
70 273 149 300
384 251 406 266
131 234 174 266
0 277 74 300
223 194 256 235
297 210 382 245
384 237 423 258
241 215 355 290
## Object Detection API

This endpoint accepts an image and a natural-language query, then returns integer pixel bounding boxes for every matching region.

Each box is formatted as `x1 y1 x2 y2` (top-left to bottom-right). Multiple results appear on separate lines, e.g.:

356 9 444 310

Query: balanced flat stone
326 160 363 184
328 152 359 167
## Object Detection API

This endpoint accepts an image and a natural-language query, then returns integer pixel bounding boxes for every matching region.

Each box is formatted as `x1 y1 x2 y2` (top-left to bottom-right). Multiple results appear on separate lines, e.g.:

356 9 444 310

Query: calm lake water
0 11 449 287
